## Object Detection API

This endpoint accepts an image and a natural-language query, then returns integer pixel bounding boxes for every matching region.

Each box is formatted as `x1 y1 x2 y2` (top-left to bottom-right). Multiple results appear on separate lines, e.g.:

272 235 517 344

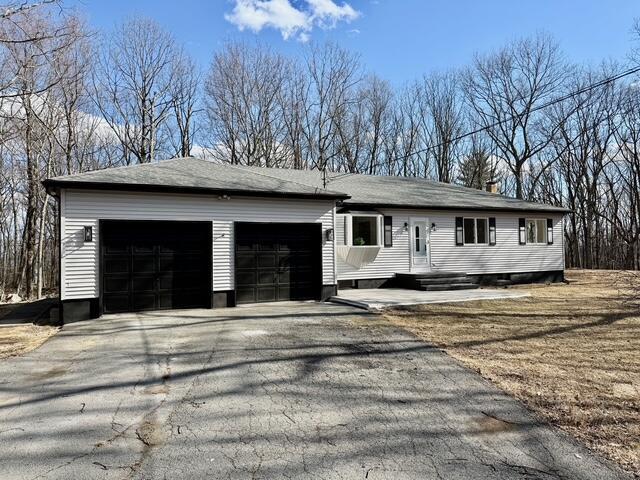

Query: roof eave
341 201 570 214
41 179 350 201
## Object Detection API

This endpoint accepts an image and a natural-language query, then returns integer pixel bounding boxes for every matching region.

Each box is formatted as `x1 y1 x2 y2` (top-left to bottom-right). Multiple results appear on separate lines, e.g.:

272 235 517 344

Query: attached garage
100 220 212 314
235 222 322 304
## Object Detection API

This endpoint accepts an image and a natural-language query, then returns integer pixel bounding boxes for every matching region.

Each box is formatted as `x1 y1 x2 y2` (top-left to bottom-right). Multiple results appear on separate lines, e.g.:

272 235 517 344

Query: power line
390 65 640 164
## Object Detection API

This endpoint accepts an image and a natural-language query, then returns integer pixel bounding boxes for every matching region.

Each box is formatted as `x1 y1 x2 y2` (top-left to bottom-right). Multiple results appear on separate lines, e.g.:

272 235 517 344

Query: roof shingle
44 157 569 213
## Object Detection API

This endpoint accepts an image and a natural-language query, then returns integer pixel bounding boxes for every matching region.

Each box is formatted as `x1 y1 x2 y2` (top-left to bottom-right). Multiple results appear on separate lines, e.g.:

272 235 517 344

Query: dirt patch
384 270 640 476
0 324 59 358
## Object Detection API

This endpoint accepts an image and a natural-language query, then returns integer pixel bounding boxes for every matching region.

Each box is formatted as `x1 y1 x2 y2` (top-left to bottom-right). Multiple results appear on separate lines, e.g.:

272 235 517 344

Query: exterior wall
61 189 336 301
337 208 564 280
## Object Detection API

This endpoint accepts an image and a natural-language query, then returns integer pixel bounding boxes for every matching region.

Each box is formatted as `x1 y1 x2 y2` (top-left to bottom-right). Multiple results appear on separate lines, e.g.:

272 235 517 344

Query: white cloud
225 0 360 42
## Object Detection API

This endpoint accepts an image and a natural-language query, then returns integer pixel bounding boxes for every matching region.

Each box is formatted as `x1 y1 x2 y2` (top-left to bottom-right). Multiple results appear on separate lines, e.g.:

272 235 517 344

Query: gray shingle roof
43 157 347 200
44 157 569 213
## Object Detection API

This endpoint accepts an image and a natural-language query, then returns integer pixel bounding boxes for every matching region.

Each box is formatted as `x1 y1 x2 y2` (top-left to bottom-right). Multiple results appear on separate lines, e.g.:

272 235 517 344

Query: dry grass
384 270 640 476
0 324 59 359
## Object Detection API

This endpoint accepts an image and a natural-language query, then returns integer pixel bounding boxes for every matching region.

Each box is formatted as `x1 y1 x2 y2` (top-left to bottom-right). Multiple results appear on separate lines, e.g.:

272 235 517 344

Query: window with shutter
547 218 554 244
455 217 463 246
489 217 496 245
518 218 526 245
383 216 393 247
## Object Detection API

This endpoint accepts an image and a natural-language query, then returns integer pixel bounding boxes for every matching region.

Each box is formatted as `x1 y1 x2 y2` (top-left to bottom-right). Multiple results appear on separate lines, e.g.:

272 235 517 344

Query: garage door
101 220 212 314
235 223 322 304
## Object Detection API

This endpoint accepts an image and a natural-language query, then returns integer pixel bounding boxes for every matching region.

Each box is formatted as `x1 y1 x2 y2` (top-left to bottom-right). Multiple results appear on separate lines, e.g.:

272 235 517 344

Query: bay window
337 213 383 247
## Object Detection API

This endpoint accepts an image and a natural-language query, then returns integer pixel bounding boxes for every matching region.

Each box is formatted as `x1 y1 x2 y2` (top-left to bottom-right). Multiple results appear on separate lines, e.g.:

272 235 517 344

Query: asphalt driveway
0 302 630 479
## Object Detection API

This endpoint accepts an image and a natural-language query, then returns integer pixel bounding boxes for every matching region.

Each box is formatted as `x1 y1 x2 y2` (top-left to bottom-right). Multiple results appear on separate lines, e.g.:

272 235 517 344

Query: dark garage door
235 223 322 304
101 220 212 314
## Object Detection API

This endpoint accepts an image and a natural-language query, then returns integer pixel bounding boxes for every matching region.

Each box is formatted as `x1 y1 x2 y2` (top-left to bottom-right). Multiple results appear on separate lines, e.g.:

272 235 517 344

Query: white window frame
338 213 383 247
526 218 548 245
463 217 489 245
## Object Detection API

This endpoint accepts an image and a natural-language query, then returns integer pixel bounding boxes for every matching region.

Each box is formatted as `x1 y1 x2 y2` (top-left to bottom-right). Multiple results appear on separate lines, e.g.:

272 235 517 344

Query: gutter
340 202 571 214
41 179 351 201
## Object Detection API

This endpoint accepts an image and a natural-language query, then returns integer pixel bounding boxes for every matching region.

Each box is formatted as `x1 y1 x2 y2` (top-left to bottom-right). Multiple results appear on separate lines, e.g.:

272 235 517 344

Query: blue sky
70 0 640 85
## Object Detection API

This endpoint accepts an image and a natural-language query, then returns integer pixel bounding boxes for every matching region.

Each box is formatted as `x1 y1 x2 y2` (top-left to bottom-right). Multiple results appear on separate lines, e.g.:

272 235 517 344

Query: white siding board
337 209 564 280
62 190 335 300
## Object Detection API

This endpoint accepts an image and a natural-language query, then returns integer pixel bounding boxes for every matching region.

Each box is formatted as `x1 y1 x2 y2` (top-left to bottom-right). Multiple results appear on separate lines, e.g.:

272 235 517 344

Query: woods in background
1 1 640 300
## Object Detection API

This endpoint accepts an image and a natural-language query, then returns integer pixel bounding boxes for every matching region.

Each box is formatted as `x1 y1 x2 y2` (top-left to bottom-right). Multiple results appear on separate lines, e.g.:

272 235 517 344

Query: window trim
462 217 489 245
338 213 383 247
525 218 548 245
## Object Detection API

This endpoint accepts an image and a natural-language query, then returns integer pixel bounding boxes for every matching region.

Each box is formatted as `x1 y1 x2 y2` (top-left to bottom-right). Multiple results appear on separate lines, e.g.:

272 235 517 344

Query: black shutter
547 218 554 245
518 218 526 245
383 216 393 247
489 217 496 245
455 217 463 246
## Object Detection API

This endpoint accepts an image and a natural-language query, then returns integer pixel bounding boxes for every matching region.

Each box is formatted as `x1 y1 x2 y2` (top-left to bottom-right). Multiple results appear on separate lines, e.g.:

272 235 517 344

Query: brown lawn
0 303 58 359
384 269 640 476
0 324 58 358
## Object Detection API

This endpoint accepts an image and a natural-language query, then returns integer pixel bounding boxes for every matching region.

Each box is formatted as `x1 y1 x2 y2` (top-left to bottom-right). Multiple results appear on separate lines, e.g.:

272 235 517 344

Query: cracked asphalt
0 302 631 479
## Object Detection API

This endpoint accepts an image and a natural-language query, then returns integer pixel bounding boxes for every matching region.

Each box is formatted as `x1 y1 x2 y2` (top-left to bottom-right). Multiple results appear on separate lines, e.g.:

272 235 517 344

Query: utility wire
389 65 640 164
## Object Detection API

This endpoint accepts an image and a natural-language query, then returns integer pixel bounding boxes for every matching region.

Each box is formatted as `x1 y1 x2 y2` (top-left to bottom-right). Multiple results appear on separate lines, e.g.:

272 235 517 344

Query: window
526 219 547 244
476 218 488 244
337 213 383 247
352 216 378 246
463 217 489 245
463 218 475 243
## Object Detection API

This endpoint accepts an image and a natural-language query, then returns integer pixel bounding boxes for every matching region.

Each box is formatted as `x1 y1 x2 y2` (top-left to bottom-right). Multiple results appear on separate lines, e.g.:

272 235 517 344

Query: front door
410 218 430 271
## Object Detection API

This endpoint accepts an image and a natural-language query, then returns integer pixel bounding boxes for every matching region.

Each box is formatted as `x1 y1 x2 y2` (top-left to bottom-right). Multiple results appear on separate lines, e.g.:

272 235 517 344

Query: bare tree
204 42 288 166
93 17 179 164
0 7 87 298
419 71 465 182
462 33 567 199
303 42 361 171
169 49 200 158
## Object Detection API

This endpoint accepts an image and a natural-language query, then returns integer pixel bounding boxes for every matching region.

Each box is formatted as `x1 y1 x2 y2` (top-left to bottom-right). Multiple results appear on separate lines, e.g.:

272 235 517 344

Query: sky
68 0 640 85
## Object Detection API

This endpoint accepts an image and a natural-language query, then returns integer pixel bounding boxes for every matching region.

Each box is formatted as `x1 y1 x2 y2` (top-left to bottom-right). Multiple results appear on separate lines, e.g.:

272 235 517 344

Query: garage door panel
132 293 156 311
257 253 277 268
236 287 256 304
236 254 256 269
103 294 130 313
132 255 155 273
257 286 277 302
158 254 204 272
104 256 129 274
103 276 129 293
101 221 211 314
257 270 276 285
235 223 321 304
235 270 256 285
105 242 129 254
157 272 207 290
131 275 155 292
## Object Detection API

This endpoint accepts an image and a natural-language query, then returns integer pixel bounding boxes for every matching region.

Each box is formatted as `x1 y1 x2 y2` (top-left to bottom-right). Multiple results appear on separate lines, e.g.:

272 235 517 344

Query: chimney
485 181 498 194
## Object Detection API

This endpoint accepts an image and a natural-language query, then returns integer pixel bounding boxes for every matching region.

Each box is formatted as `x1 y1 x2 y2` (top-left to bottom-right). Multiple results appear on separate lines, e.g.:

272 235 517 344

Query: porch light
431 222 437 232
84 226 93 242
325 228 334 242
403 222 409 232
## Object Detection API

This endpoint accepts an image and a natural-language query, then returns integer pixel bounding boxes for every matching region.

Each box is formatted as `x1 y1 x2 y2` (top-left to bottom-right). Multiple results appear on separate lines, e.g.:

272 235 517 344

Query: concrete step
421 283 479 292
418 276 471 285
396 271 467 280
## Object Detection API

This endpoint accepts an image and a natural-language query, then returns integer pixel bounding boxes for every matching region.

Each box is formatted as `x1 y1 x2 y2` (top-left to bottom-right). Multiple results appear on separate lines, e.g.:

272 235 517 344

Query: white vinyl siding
61 189 336 300
337 209 564 280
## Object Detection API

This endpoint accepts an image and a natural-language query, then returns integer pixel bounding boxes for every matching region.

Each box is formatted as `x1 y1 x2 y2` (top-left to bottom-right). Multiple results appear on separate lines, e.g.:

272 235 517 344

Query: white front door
410 218 430 271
